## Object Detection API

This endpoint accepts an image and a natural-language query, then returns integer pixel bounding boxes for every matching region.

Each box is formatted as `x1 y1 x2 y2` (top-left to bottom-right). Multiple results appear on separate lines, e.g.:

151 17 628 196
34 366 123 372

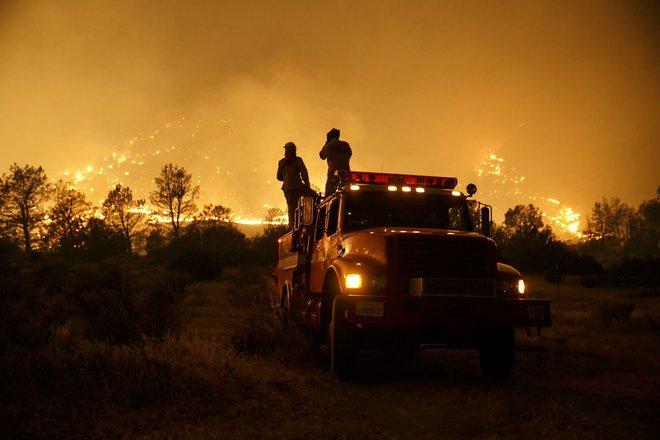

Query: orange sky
1 0 658 229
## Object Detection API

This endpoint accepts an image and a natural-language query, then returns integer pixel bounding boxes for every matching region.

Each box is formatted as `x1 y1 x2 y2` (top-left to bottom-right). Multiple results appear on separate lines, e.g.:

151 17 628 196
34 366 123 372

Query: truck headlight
345 274 362 289
498 278 525 296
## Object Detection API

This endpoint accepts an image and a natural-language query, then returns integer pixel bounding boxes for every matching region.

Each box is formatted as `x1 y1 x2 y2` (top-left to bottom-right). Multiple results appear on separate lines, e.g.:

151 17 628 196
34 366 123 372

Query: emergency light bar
337 170 458 190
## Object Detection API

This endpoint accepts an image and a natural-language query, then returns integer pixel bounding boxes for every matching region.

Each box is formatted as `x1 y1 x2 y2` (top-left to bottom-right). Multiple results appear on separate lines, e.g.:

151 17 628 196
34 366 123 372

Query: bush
250 224 288 265
83 218 125 260
545 270 562 283
0 257 190 348
156 224 251 280
229 310 283 356
595 301 635 329
580 274 604 288
0 334 241 410
608 257 660 287
561 250 603 275
225 265 271 308
166 247 218 280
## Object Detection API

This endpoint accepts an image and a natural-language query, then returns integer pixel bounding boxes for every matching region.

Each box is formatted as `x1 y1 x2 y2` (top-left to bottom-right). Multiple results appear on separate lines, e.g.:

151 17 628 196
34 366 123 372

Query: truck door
326 197 343 266
309 203 328 294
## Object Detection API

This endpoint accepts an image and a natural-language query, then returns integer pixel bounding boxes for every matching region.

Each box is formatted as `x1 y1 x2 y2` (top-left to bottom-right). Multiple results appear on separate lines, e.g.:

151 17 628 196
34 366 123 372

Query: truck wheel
478 328 515 381
330 296 358 380
319 274 341 344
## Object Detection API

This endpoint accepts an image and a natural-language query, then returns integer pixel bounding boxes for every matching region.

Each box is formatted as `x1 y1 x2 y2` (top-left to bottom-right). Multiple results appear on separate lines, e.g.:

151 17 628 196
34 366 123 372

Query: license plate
528 305 546 322
355 301 384 317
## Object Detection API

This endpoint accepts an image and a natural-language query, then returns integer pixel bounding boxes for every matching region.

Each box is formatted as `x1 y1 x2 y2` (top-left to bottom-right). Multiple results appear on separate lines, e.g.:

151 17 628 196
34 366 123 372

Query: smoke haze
1 0 658 226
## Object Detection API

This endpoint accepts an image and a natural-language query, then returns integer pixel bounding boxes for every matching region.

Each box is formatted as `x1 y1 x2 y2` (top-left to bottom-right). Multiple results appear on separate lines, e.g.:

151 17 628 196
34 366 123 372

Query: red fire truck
276 170 551 380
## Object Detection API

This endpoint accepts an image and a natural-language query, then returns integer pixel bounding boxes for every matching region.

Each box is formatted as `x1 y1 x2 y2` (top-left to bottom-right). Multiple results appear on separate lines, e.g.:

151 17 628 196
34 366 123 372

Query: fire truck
276 170 551 380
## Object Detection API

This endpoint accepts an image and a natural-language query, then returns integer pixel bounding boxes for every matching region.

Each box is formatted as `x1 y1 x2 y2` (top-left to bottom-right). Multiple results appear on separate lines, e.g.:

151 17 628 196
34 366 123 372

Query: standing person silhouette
319 128 352 196
277 142 313 228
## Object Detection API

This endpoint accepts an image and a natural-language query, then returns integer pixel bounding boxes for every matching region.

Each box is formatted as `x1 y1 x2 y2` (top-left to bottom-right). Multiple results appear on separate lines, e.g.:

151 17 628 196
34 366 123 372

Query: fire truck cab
276 171 551 380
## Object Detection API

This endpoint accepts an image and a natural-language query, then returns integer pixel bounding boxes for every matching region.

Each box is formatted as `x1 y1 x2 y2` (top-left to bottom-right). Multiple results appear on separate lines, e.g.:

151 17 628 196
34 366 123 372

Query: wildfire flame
476 153 583 240
57 122 583 238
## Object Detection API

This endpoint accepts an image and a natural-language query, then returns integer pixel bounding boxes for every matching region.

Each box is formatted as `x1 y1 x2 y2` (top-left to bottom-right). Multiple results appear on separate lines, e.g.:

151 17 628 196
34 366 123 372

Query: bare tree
609 197 634 246
587 197 635 246
0 164 51 253
103 184 146 255
587 200 609 240
195 204 233 228
149 163 199 239
47 180 90 252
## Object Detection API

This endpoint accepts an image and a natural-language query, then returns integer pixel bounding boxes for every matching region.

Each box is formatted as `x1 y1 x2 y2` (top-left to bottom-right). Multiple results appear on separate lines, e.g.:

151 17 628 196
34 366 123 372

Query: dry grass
1 271 659 439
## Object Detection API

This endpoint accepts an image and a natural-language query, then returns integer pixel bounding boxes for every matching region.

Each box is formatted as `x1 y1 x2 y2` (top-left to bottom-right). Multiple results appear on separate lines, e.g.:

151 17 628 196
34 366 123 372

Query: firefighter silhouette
277 142 314 228
320 128 352 196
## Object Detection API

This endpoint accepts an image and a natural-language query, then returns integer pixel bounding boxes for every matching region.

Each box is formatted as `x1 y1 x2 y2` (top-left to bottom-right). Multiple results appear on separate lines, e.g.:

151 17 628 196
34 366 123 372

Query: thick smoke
1 0 658 220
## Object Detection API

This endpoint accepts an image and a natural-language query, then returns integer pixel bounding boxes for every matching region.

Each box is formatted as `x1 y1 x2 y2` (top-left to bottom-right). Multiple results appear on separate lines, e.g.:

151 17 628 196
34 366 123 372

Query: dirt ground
2 273 659 439
176 273 660 439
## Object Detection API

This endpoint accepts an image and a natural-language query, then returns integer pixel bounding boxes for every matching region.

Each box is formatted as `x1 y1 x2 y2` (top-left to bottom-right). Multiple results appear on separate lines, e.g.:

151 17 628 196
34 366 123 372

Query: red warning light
337 171 457 189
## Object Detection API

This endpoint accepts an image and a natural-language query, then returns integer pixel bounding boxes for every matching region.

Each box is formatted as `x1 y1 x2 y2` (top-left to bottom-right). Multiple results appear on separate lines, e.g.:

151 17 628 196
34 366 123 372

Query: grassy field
1 269 659 439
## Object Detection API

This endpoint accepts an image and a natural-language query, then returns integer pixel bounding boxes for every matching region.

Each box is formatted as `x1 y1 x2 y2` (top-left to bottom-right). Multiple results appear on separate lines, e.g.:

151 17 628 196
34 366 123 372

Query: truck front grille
409 277 496 297
397 235 493 278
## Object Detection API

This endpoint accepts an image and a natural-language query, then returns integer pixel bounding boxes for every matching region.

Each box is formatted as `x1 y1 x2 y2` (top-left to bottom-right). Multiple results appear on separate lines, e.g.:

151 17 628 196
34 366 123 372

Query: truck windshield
343 190 474 231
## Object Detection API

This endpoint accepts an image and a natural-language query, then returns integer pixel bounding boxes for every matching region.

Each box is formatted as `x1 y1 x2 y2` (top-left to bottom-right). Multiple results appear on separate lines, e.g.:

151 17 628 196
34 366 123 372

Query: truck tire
478 327 515 381
330 296 358 380
318 273 341 344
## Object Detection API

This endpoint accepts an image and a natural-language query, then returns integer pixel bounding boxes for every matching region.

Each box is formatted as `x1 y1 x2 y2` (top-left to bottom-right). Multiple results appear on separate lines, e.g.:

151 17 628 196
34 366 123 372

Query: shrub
580 274 604 288
0 334 241 410
250 224 288 265
82 218 125 260
608 257 660 287
166 247 218 280
0 257 191 348
545 270 562 283
224 265 271 308
595 300 635 329
229 310 283 356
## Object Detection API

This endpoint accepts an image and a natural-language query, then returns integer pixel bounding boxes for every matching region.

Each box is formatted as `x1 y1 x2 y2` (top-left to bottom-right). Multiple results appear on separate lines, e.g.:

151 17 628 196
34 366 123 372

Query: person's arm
299 158 310 187
276 159 284 181
319 142 329 160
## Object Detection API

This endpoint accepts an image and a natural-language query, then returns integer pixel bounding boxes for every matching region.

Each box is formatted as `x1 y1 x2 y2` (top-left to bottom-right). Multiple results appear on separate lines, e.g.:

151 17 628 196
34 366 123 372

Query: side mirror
466 183 477 197
300 196 315 226
481 206 491 237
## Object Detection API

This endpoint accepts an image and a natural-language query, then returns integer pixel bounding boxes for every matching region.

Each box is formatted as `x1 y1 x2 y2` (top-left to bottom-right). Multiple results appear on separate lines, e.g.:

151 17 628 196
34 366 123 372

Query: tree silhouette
0 182 13 245
150 164 199 240
250 207 288 264
503 204 546 237
103 184 146 255
82 217 125 260
195 204 233 228
46 180 90 253
624 186 660 257
587 197 635 246
497 204 558 272
0 164 51 253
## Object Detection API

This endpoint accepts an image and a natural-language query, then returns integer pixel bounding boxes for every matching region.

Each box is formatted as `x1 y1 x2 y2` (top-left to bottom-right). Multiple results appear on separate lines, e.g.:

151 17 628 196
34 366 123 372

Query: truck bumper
339 295 551 329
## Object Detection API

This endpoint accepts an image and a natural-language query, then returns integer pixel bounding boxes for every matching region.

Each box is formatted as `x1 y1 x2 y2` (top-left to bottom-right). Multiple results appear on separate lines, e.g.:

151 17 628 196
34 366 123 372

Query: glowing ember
476 153 583 240
60 118 287 225
58 123 582 238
